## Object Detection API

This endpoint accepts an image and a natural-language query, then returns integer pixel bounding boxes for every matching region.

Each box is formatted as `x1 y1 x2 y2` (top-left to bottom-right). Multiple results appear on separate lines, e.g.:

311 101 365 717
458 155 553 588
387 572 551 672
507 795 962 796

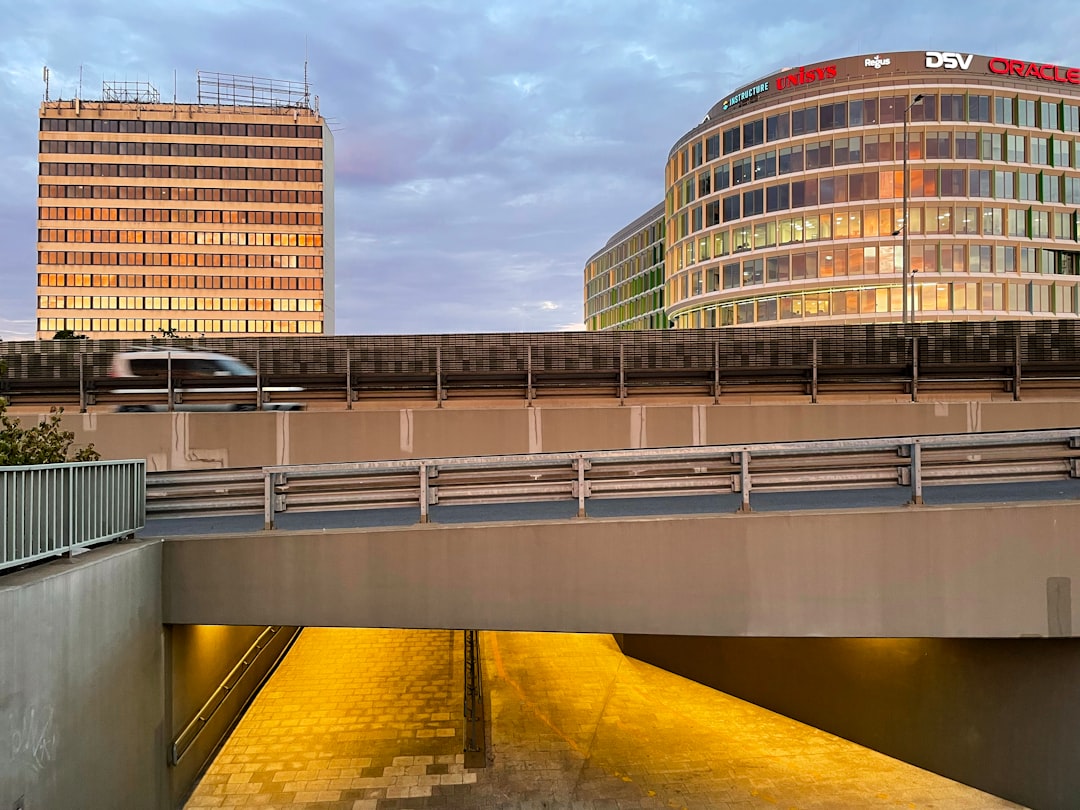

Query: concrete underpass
181 628 1021 810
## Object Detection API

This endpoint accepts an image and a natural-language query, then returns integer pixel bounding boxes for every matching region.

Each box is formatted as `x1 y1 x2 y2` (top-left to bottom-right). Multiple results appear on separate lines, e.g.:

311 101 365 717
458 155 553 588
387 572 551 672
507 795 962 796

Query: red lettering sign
988 57 1080 85
776 64 838 90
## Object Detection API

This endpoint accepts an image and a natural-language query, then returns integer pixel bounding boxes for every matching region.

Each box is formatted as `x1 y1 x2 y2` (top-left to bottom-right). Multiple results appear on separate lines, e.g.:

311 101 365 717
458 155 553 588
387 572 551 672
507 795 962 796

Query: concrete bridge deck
159 499 1080 639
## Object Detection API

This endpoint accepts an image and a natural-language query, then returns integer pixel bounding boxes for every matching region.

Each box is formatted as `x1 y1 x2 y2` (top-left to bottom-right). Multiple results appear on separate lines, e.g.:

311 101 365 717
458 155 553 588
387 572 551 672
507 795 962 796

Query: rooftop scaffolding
102 79 161 104
196 70 313 111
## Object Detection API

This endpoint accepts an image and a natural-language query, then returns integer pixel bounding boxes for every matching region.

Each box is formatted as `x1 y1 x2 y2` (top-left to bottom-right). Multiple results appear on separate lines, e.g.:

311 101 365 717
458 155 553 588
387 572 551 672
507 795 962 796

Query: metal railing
143 429 1080 529
463 630 485 757
1 459 146 572
6 327 1080 410
169 626 293 766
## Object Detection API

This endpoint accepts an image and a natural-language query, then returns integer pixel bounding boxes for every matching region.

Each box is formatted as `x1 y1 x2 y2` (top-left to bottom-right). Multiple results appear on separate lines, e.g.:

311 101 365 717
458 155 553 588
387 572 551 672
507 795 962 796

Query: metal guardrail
144 430 1080 529
6 333 1080 410
1 459 146 572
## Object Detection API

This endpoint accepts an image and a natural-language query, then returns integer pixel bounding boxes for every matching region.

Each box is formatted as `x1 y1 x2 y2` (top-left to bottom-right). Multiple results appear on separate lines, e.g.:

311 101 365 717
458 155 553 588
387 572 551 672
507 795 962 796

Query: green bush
0 399 101 465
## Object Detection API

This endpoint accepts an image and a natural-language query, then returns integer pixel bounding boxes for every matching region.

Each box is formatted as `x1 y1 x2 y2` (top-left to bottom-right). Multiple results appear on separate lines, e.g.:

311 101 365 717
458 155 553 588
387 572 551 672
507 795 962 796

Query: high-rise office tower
36 71 334 339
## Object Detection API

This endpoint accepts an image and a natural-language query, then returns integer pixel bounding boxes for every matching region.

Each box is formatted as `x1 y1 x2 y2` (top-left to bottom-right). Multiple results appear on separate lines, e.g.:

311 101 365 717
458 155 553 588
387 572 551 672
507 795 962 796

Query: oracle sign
989 57 1080 84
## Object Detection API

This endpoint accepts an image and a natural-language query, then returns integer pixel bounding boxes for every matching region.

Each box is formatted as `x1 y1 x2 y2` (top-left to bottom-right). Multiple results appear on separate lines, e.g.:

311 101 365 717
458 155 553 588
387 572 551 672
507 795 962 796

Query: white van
109 348 304 412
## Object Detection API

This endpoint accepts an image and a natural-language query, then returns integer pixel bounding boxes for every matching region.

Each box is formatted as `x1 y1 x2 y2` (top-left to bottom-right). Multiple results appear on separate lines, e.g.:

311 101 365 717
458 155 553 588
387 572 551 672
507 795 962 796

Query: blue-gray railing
144 429 1080 529
1 459 146 572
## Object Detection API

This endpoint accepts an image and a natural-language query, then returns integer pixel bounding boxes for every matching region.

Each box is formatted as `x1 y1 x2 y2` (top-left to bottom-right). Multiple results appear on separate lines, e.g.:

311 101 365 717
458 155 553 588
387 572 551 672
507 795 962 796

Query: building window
955 132 978 159
743 119 765 148
754 150 776 180
848 98 879 126
1018 172 1038 201
722 194 740 222
983 207 1004 235
732 157 752 185
778 145 803 174
723 126 740 155
766 112 790 141
706 134 720 162
968 94 991 123
1040 101 1060 130
1042 173 1062 204
791 106 818 135
766 183 790 212
715 163 730 191
940 94 965 121
819 102 847 131
970 169 992 197
742 189 764 217
1018 98 1036 127
1031 137 1049 165
1007 134 1026 163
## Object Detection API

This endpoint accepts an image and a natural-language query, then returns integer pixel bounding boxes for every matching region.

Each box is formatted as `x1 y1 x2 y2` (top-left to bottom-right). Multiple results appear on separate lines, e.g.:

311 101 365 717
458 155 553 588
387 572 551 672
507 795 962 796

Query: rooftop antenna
43 65 50 101
303 36 311 109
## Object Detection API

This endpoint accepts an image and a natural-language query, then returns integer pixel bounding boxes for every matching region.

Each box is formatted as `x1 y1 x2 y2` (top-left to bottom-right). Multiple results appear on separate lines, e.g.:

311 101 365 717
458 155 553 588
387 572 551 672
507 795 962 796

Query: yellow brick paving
184 628 1024 809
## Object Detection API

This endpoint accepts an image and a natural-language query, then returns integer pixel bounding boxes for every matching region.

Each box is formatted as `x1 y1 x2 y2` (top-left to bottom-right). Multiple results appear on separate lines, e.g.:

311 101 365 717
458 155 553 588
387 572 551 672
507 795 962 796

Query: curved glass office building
590 51 1080 329
584 203 666 331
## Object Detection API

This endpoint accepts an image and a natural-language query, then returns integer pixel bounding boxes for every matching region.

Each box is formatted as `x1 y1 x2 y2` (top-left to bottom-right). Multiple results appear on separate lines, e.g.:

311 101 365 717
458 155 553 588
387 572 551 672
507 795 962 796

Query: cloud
1 0 1078 336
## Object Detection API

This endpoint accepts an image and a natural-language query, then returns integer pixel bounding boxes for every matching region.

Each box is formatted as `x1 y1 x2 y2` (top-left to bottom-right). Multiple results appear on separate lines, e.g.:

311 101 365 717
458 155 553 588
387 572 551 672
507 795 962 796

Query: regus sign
925 51 974 70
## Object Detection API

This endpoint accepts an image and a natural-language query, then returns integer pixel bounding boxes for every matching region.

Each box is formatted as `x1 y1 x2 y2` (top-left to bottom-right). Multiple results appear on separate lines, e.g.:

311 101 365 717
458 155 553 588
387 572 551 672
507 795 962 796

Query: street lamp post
893 93 924 325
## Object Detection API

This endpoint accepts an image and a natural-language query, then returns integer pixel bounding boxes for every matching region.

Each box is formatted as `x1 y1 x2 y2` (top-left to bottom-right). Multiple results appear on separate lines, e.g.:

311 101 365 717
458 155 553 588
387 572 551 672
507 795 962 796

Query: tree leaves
0 400 101 466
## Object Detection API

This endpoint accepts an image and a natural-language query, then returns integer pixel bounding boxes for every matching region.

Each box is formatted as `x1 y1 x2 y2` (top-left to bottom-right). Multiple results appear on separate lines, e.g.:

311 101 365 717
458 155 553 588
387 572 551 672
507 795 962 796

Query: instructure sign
722 80 769 110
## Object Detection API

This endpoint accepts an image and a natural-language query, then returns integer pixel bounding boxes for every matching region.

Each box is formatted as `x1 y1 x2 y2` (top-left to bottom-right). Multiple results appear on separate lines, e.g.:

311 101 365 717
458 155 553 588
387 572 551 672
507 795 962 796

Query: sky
1 0 1078 340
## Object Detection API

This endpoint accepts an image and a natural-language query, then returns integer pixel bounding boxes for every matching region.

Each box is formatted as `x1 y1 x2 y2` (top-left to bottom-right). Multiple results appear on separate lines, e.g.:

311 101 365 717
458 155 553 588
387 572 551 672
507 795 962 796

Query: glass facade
584 203 666 330
586 51 1080 330
36 101 334 338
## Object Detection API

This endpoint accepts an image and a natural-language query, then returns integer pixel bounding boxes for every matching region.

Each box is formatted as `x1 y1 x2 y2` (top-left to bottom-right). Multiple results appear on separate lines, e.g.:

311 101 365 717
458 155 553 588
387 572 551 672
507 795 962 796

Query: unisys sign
989 57 1080 84
776 63 837 90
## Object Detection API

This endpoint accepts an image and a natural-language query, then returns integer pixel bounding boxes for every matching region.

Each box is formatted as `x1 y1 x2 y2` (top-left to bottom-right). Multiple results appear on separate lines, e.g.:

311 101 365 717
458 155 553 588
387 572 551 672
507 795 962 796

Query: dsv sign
925 51 974 70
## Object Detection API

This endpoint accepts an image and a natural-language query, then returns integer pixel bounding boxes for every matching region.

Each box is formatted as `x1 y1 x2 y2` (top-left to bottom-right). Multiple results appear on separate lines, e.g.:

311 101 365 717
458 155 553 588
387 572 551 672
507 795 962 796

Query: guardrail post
419 462 430 523
263 470 277 530
1013 334 1022 402
713 340 720 404
167 350 174 412
909 441 923 505
436 346 444 408
526 345 535 406
346 349 353 411
618 344 626 405
78 354 87 413
739 450 752 512
910 337 919 403
811 338 818 404
575 454 590 517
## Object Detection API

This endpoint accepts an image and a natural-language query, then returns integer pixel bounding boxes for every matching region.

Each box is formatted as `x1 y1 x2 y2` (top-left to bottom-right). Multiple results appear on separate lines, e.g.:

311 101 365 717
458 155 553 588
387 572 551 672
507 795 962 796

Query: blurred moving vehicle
109 348 304 412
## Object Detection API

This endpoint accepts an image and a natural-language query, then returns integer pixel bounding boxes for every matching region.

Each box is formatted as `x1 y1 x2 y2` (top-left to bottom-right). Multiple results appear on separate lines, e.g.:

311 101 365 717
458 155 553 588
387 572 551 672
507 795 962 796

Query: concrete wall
0 540 296 810
165 624 298 808
56 399 1080 469
616 635 1080 810
0 542 167 810
162 500 1080 638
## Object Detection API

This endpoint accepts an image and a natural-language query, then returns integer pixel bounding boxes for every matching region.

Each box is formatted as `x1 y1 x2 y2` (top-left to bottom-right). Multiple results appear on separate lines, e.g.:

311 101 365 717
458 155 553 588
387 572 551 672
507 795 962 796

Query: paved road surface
182 628 1024 809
